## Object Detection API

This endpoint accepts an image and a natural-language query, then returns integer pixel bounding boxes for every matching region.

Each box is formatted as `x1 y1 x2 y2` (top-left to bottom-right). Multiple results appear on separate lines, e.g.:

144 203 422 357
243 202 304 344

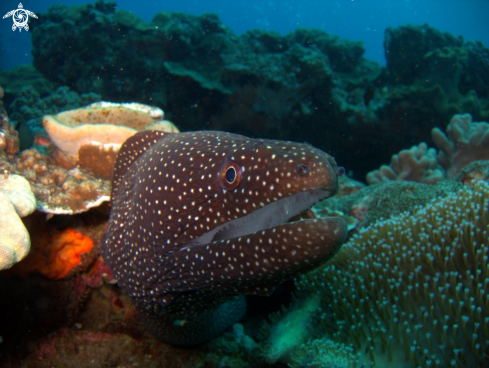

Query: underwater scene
0 0 488 367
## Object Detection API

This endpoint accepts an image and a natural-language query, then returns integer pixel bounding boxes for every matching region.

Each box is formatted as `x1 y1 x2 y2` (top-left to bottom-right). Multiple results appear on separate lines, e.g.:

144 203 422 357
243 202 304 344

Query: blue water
1 0 488 70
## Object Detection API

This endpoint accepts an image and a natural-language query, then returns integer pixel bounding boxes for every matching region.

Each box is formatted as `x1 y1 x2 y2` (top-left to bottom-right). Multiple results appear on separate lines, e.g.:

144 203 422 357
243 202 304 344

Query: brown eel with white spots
101 130 348 346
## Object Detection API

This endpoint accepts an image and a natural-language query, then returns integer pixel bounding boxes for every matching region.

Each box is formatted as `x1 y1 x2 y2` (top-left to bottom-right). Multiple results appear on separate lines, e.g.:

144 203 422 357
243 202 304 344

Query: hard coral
11 228 93 280
432 113 489 179
296 181 489 367
0 193 30 270
0 174 36 270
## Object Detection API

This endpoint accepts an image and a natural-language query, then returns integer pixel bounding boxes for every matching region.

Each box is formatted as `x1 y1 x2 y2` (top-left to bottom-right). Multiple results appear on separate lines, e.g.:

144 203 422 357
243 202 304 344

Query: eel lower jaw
184 188 334 248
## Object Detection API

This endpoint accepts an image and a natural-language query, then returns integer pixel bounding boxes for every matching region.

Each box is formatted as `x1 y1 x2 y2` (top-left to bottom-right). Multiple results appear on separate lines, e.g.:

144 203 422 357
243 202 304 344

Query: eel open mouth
186 189 332 248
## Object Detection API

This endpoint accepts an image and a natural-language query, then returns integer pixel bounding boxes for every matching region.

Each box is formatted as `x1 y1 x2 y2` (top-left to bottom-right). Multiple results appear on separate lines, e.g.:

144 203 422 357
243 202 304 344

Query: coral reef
30 1 388 180
1 5 488 367
0 64 54 101
313 180 463 230
367 113 489 184
382 24 489 122
0 174 37 270
432 113 489 179
8 85 101 149
27 5 489 180
293 181 489 367
0 101 179 214
0 147 111 214
366 143 444 185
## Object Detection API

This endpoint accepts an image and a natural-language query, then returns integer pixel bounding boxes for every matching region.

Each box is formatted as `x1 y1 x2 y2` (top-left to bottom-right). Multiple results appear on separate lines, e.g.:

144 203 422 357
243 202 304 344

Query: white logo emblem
3 3 37 32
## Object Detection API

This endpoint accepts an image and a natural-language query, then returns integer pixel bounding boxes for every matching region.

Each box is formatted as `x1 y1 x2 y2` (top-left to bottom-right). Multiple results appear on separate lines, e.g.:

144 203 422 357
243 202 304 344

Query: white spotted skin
101 130 348 345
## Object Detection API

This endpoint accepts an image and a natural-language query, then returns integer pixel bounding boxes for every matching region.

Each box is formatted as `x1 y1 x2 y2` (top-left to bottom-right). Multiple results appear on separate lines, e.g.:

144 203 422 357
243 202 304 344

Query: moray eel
101 130 348 346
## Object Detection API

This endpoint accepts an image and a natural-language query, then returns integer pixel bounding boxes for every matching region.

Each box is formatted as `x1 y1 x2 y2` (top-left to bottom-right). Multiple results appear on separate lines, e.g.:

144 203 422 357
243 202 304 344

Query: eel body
101 130 347 346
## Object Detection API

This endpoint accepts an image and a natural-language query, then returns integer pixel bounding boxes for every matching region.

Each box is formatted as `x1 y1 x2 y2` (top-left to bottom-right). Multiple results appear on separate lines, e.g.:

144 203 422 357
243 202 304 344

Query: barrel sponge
296 180 489 367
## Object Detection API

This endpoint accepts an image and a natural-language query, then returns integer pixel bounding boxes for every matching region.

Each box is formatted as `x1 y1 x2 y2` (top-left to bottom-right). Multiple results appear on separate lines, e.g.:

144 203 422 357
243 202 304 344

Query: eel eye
220 160 242 190
296 164 309 175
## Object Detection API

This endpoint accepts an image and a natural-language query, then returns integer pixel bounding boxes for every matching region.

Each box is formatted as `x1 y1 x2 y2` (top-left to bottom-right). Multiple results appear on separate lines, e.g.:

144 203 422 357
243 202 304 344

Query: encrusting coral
0 174 37 270
293 180 489 368
367 113 489 185
313 179 463 230
0 147 111 214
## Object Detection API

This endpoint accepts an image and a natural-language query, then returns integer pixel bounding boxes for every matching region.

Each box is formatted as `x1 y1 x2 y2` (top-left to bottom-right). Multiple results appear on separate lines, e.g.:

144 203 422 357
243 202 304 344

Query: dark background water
1 0 489 70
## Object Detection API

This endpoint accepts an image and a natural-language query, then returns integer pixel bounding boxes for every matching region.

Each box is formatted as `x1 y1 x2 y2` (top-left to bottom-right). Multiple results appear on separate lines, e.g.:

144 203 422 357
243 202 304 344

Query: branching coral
432 113 489 179
366 143 444 185
296 181 489 367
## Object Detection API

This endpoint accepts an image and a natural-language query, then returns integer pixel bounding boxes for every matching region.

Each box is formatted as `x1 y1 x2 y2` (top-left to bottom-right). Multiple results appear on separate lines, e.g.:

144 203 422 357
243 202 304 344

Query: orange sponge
10 228 93 280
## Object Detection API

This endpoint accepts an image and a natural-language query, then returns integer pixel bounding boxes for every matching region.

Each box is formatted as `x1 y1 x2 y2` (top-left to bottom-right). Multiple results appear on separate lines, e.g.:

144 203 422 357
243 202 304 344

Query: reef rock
29 3 489 182
31 2 384 180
